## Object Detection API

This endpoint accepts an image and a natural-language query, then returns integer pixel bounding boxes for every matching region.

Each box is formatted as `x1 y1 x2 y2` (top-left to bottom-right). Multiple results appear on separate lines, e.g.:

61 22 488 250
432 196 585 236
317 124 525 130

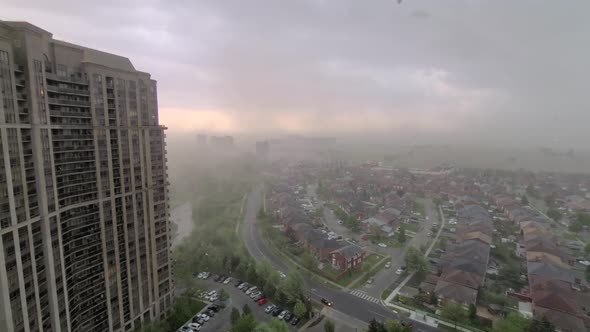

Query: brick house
330 245 366 271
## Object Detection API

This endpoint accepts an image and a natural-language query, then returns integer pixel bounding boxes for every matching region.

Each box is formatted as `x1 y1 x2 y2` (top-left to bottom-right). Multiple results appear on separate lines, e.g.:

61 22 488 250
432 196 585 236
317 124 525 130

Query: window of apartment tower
0 50 8 64
56 64 67 77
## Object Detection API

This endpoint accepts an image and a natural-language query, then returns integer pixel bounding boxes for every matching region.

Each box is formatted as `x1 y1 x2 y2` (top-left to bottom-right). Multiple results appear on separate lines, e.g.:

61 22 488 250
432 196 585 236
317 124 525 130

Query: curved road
241 186 438 331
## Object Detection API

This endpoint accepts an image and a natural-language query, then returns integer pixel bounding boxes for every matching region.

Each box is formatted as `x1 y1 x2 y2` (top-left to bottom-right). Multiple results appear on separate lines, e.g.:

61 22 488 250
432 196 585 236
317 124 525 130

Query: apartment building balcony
45 73 88 85
46 85 90 96
47 97 90 107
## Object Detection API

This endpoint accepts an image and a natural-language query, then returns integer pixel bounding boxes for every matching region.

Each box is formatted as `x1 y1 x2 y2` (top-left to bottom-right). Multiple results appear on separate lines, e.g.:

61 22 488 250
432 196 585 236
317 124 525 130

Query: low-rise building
330 245 366 271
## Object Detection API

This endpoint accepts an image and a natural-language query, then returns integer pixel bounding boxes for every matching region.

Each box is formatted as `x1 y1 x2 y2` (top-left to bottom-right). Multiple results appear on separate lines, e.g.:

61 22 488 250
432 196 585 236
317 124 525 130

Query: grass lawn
363 253 385 270
404 223 419 233
351 258 388 288
381 289 393 300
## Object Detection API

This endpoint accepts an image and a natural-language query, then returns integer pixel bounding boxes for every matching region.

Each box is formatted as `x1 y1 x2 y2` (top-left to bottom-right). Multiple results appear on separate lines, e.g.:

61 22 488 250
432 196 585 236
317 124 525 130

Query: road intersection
241 186 439 331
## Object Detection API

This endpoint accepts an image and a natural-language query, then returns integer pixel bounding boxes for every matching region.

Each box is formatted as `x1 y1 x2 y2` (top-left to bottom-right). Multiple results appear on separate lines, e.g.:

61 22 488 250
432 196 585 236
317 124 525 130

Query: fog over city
4 0 589 150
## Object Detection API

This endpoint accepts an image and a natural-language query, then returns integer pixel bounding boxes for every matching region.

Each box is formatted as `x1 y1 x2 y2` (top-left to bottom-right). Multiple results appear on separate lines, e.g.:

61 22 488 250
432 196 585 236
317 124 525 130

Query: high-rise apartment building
0 21 173 332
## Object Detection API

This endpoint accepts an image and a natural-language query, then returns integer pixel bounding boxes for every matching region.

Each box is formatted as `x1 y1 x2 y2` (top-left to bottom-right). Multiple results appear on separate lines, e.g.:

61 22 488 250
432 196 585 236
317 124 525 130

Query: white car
188 323 201 330
246 287 257 295
579 260 590 266
199 314 210 321
385 262 391 269
337 220 344 225
209 295 218 302
278 271 286 278
250 291 261 298
223 277 232 284
395 268 403 275
378 243 387 248
278 311 287 319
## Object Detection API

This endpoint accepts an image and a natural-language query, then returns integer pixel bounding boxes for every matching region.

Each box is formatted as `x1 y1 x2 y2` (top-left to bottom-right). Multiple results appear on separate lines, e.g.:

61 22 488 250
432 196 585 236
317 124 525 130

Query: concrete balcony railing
46 85 90 96
47 97 90 107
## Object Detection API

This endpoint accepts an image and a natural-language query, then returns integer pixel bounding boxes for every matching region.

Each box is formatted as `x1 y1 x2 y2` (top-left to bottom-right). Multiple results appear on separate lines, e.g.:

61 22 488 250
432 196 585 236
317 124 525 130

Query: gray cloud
3 0 590 148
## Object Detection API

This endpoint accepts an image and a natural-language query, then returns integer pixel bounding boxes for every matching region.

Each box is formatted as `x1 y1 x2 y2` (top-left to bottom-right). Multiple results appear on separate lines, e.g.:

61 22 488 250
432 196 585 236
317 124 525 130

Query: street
321 197 440 299
241 186 438 331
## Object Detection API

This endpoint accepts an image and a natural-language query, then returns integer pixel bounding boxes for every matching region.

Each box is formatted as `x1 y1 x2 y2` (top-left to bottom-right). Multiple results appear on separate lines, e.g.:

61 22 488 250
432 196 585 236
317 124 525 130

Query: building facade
0 21 173 332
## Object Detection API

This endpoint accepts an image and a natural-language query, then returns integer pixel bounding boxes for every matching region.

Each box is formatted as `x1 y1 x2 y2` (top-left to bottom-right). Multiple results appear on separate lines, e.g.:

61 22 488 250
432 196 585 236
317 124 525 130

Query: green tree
255 318 289 332
230 307 241 325
521 195 529 206
468 303 477 320
440 302 467 330
280 270 305 303
493 312 531 332
242 304 252 316
302 252 316 271
232 314 257 332
293 300 306 318
398 226 406 244
384 320 413 332
527 316 556 332
429 291 438 305
546 208 562 221
219 288 229 301
368 318 387 332
405 247 428 272
324 319 335 332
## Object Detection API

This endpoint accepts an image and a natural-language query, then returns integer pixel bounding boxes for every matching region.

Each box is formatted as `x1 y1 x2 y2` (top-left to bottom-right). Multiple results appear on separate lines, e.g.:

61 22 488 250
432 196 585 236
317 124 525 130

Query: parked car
385 262 391 268
265 304 276 313
206 309 215 317
378 243 387 248
239 282 249 290
223 277 232 284
199 314 210 322
180 326 191 332
249 290 261 298
207 304 219 312
278 271 286 278
234 279 243 287
246 287 258 295
209 295 219 302
257 297 268 305
217 275 227 283
291 317 300 326
367 277 374 284
272 307 283 316
283 311 293 322
278 310 287 320
188 323 201 331
395 268 403 275
212 274 221 282
321 298 333 306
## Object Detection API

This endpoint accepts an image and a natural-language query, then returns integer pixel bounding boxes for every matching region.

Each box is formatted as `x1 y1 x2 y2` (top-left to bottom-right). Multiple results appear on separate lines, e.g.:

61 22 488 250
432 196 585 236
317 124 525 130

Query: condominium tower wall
0 20 173 332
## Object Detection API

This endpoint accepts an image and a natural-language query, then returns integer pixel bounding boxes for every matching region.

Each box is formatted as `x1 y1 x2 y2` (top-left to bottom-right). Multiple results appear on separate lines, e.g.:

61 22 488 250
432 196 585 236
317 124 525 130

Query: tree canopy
405 246 428 272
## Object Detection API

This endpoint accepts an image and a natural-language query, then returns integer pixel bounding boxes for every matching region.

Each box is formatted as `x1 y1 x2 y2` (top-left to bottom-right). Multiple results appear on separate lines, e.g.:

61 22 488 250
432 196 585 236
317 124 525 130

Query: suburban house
330 245 366 271
288 223 341 260
434 204 492 307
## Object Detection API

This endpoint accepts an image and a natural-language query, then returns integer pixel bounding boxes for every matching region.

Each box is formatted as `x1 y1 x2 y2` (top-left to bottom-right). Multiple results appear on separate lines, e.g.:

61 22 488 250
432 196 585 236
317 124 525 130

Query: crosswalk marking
349 290 381 304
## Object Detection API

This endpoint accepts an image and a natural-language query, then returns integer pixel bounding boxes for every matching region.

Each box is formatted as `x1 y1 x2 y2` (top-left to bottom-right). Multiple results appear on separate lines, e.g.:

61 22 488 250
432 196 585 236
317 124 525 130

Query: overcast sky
3 0 590 148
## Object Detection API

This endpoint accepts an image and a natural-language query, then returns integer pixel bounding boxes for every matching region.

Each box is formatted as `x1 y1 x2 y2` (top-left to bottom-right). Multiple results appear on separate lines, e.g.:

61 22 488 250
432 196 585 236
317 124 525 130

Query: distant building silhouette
209 135 234 148
256 140 270 157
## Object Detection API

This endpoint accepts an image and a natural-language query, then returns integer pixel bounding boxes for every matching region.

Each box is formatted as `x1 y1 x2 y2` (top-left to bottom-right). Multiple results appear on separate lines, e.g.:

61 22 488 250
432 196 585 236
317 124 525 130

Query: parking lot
178 274 300 331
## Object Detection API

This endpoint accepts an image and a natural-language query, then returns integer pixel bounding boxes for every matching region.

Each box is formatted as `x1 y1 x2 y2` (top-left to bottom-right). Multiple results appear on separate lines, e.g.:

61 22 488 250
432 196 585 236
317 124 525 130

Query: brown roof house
330 245 365 271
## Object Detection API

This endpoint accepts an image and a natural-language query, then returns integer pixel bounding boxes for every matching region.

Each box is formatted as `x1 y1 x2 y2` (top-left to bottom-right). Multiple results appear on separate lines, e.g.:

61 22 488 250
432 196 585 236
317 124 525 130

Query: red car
257 297 268 305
